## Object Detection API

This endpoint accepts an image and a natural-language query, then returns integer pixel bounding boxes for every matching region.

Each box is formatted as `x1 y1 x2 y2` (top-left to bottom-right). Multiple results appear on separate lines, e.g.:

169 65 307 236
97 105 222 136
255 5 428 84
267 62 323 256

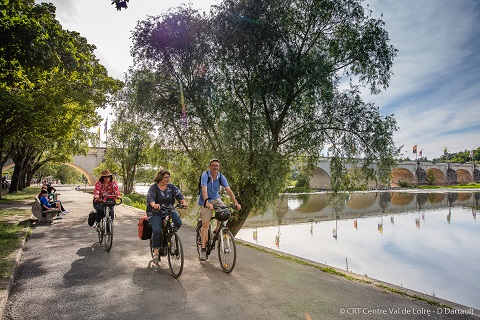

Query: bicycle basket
214 207 231 221
103 197 117 206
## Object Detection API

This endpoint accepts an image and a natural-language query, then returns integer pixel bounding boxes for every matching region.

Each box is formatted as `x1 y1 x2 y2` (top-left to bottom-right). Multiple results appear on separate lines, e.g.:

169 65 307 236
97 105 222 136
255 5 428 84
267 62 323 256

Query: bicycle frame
148 204 184 278
196 204 237 273
97 196 121 252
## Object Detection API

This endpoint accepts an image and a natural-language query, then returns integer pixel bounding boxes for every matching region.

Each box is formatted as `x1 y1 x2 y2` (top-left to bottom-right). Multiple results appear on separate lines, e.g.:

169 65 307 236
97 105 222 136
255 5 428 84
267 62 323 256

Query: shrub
295 172 310 188
398 181 412 188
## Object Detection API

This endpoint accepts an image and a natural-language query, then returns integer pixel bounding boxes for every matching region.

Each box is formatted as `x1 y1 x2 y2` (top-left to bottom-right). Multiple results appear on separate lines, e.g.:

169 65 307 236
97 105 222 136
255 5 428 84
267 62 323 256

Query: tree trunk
228 205 252 237
8 161 23 193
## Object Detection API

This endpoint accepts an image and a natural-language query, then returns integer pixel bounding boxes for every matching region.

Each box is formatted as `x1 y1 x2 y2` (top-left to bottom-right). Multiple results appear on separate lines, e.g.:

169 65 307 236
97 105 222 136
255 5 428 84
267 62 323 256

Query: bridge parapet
311 159 479 189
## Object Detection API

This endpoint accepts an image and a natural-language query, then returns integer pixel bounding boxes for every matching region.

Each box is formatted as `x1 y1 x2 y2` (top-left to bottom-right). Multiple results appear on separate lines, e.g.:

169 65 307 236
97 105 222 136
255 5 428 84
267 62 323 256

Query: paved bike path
3 186 479 320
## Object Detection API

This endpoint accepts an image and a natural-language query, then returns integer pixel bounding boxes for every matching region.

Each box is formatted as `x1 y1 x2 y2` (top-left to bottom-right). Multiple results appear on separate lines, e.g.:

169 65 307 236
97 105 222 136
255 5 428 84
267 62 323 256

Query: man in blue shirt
197 159 241 261
39 190 64 219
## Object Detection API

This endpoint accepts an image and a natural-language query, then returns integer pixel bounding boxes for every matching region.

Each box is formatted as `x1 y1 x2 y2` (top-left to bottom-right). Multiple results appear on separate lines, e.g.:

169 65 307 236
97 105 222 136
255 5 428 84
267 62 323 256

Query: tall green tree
130 0 398 235
1 0 122 193
106 105 151 194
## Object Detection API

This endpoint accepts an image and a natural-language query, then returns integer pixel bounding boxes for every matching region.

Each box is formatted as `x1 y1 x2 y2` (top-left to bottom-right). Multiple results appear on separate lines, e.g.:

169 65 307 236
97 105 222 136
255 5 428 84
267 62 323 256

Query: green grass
0 208 31 290
0 186 37 289
418 183 480 189
447 183 480 189
0 186 41 203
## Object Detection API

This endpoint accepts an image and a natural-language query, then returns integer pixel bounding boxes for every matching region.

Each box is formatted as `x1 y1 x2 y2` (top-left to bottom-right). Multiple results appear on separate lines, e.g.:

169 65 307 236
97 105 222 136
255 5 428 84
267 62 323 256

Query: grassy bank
0 187 39 289
418 183 480 189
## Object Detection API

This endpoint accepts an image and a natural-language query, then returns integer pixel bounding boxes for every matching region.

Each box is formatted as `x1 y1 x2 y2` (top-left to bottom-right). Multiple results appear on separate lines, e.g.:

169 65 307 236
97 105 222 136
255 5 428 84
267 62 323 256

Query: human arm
146 184 158 210
112 181 121 198
93 181 102 201
172 184 188 208
39 196 52 210
202 185 213 210
225 186 241 210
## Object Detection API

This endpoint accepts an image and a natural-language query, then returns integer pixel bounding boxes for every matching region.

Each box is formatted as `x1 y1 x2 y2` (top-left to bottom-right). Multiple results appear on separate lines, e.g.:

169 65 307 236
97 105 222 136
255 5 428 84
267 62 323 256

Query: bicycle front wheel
149 238 154 258
104 214 114 252
195 221 202 256
167 232 184 278
218 229 236 273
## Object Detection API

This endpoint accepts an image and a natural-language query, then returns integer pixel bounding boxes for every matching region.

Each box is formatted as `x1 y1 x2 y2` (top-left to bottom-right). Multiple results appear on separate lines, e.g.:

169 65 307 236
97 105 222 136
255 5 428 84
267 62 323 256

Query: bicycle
196 204 237 273
96 195 122 252
148 203 185 278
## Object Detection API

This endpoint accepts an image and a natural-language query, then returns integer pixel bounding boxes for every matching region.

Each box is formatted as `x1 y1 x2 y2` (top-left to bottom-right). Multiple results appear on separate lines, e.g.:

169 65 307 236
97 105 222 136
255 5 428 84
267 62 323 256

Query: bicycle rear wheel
97 218 104 243
104 215 113 252
167 232 184 278
218 229 236 273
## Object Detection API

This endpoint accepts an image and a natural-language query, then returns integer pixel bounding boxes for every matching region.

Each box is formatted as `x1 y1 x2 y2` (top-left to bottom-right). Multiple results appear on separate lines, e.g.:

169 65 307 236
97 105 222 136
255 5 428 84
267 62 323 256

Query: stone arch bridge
3 151 479 188
310 159 480 190
2 147 106 186
68 147 107 185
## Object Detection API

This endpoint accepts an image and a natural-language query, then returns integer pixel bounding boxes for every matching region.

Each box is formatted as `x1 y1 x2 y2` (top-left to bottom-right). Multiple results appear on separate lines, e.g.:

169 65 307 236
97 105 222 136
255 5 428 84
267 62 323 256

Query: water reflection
237 191 480 310
243 191 479 227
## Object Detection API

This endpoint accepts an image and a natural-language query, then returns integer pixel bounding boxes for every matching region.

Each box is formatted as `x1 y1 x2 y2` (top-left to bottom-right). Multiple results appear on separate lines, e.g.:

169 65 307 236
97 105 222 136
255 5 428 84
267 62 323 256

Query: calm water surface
236 191 480 310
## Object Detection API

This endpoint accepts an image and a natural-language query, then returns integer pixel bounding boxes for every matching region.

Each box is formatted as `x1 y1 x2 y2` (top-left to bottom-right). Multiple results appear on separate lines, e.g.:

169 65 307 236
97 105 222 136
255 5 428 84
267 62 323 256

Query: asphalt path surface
3 186 479 320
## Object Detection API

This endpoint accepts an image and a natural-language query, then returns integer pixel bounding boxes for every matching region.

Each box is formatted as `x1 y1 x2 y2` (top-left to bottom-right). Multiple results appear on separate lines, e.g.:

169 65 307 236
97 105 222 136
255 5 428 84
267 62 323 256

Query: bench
31 197 60 223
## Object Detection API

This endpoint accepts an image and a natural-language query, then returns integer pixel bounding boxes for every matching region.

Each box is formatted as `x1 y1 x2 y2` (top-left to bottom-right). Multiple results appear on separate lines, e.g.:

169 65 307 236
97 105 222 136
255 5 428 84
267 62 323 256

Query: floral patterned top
93 180 120 202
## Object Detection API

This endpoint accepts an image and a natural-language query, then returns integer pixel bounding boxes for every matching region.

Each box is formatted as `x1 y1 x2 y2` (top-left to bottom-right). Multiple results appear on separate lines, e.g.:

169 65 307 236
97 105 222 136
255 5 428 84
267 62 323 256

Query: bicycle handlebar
213 204 237 210
101 195 122 205
151 203 185 215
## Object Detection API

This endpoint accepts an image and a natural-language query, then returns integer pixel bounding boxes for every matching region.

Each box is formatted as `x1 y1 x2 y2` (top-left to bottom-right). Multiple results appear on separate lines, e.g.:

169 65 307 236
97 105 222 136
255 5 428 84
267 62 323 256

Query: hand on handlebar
152 203 187 211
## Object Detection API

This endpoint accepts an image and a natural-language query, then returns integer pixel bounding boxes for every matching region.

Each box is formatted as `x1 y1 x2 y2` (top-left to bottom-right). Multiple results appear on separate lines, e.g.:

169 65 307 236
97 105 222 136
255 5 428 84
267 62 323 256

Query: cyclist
146 170 188 264
198 159 241 261
92 169 121 227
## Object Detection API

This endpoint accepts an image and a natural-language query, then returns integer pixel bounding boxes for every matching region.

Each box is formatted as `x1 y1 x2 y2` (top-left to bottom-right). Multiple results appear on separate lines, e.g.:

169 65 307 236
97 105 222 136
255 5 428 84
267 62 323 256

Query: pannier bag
138 215 152 240
88 210 96 226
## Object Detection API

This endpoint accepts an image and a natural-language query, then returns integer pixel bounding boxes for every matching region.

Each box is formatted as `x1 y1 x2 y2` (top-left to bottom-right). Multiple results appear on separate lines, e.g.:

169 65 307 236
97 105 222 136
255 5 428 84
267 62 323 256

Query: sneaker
152 254 160 265
55 215 63 220
200 249 207 261
62 210 69 214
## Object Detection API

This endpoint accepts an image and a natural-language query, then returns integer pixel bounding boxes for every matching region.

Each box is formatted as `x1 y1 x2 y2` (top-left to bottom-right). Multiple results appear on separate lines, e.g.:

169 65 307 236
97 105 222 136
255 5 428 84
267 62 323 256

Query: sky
36 0 480 160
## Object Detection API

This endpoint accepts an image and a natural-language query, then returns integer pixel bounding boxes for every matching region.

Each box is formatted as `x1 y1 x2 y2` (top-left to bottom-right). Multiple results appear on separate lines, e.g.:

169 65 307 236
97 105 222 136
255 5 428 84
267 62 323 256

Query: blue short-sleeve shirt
39 195 52 209
197 170 229 205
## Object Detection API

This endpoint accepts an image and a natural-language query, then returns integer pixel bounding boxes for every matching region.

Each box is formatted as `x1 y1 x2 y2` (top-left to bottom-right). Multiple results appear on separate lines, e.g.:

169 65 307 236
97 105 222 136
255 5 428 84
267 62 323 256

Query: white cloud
362 0 480 159
35 0 480 158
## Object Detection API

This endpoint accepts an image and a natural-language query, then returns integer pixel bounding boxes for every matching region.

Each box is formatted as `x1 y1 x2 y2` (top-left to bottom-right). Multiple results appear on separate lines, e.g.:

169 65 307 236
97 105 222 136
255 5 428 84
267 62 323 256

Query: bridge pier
310 159 479 190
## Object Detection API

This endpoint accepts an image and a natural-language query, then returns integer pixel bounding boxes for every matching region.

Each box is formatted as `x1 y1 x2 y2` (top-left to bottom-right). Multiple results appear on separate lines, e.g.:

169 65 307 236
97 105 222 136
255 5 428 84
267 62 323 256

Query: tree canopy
1 0 123 193
127 0 399 234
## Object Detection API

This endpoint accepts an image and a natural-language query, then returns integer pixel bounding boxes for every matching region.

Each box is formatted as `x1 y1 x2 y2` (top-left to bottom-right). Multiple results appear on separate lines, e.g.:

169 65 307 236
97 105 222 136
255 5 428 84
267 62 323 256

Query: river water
134 185 479 309
235 191 480 310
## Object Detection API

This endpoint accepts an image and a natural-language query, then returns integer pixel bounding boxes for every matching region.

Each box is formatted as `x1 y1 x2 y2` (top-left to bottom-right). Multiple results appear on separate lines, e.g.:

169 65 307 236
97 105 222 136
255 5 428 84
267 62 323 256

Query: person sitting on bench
39 190 67 219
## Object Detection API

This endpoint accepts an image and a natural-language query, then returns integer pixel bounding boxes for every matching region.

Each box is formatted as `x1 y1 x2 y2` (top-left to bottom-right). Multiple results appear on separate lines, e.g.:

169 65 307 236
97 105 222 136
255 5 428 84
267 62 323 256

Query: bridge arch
64 163 95 185
310 167 331 190
391 167 415 186
346 192 377 209
2 163 15 171
456 169 473 184
426 168 447 185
